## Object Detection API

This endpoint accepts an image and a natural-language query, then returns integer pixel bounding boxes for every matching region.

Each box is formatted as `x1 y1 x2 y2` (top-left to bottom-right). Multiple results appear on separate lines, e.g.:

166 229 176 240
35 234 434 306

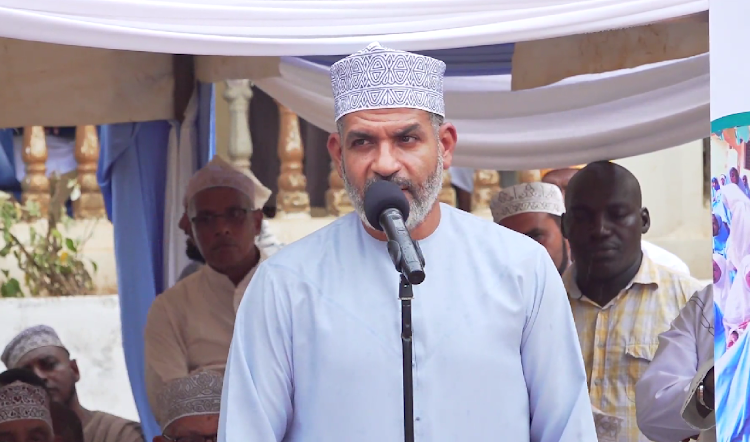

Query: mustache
363 175 416 195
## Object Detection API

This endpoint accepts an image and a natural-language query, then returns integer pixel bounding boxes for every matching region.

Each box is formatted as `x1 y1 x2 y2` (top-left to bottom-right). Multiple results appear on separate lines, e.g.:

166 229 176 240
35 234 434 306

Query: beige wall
614 140 711 279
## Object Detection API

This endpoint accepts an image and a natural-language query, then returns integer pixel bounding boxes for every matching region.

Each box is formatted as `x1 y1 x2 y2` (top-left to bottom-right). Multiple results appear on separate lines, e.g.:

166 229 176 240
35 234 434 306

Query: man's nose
591 214 612 237
371 143 401 177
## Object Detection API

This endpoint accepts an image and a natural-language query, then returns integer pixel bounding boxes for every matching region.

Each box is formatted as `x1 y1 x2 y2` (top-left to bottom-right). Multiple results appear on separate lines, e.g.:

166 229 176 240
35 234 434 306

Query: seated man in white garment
153 371 222 442
490 182 570 275
219 42 597 442
144 155 272 411
635 284 715 442
541 164 692 275
0 370 56 442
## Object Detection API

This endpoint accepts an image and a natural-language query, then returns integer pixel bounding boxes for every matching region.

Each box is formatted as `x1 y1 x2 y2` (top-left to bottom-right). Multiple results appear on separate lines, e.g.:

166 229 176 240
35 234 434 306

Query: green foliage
0 176 98 298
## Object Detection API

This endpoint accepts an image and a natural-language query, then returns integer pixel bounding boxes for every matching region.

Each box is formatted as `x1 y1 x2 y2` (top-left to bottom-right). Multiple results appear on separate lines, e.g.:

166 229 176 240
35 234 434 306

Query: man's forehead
343 109 429 129
501 211 552 228
17 346 66 366
193 187 247 209
0 421 50 438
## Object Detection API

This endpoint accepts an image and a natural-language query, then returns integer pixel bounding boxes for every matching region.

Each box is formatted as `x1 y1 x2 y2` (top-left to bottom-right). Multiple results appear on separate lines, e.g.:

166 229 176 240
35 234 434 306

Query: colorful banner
712 119 750 442
711 0 750 439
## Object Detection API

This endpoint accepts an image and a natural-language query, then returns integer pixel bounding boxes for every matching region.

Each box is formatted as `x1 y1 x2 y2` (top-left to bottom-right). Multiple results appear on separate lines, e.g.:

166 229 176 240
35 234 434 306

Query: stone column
438 169 456 206
275 101 310 217
325 162 354 216
472 170 501 211
518 169 542 183
21 126 50 215
223 80 254 170
73 126 106 219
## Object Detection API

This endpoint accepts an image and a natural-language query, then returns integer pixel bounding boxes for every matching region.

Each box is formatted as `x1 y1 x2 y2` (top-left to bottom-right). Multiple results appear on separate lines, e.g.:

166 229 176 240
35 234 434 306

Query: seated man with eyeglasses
154 371 221 442
145 156 271 412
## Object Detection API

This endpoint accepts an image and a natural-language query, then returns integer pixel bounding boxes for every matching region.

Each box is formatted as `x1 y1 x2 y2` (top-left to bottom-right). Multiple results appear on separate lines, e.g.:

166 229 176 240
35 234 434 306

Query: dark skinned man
561 161 704 442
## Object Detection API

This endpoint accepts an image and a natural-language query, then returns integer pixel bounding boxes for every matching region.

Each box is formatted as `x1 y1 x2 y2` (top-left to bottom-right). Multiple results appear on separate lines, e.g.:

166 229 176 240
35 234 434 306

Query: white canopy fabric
0 0 706 55
256 53 708 170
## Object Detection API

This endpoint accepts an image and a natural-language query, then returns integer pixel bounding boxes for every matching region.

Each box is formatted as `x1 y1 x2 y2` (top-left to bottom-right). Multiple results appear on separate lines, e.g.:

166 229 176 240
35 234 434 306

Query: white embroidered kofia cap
330 42 446 121
184 156 271 210
490 182 565 223
155 371 223 431
0 382 53 431
1 325 66 369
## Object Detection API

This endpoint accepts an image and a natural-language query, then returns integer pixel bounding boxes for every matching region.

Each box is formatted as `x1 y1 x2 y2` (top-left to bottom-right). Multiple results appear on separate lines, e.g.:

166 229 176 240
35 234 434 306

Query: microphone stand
386 239 425 442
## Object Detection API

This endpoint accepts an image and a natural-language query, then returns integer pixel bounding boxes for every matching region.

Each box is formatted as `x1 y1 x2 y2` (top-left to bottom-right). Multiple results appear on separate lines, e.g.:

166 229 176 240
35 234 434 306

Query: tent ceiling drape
0 0 708 167
257 54 708 169
0 0 707 55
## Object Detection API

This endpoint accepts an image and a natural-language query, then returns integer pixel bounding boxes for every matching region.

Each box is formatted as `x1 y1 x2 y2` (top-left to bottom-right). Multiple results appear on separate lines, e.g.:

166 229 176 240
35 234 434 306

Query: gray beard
342 154 444 231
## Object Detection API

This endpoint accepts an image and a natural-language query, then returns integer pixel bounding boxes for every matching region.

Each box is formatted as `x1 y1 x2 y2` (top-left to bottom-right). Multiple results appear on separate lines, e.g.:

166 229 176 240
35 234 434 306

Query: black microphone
364 180 425 285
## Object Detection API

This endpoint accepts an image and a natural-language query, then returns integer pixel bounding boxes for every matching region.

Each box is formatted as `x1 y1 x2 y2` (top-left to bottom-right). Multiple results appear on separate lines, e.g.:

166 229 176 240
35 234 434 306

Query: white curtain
162 92 198 290
0 0 706 55
255 53 708 170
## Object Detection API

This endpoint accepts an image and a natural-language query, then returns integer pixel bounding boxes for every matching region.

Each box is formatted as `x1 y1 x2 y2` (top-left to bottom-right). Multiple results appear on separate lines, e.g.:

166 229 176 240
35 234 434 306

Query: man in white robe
219 42 597 442
635 285 715 442
144 156 272 411
153 371 222 442
541 165 692 275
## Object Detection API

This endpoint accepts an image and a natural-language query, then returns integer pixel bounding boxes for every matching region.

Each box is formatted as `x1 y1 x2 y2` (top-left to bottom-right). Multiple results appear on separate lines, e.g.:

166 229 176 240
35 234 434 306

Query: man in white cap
0 370 56 442
153 371 222 442
145 156 272 411
491 182 570 275
176 165 286 281
1 326 142 442
220 42 596 442
541 164 692 275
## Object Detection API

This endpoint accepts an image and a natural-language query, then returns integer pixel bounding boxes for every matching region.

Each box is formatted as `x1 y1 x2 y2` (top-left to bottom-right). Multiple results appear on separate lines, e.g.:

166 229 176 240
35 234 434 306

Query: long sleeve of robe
219 206 597 442
635 284 714 442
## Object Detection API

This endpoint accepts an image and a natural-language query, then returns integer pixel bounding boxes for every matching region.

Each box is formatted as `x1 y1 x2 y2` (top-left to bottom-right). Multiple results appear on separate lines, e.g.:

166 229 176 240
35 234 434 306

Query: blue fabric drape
97 82 215 440
197 83 216 168
0 129 21 200
302 43 514 76
97 122 170 439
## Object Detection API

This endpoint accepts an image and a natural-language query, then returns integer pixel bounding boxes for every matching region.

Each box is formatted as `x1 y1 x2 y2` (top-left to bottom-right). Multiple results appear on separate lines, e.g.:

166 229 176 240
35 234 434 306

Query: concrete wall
0 295 138 422
614 140 712 279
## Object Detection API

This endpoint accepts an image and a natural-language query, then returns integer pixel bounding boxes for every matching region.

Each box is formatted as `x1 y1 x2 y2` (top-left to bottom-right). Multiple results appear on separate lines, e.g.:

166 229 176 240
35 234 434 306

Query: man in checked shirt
561 161 705 442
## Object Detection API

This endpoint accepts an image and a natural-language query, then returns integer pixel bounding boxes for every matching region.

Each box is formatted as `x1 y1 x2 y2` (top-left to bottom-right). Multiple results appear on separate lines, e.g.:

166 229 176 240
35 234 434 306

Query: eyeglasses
191 208 248 229
162 434 218 442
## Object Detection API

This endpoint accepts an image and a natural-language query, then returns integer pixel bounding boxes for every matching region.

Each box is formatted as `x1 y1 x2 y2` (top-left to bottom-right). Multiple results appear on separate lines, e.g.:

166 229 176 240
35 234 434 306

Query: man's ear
437 122 458 170
70 360 80 383
640 207 651 235
250 209 263 235
327 131 343 179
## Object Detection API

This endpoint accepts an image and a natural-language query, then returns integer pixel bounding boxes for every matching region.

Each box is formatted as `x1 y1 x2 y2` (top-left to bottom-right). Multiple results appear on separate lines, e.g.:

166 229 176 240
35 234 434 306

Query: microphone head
363 180 410 231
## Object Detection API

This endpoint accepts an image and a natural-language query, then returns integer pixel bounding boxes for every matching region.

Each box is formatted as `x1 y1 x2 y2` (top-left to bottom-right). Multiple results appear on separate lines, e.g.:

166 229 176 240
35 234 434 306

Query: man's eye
400 136 416 143
351 139 367 147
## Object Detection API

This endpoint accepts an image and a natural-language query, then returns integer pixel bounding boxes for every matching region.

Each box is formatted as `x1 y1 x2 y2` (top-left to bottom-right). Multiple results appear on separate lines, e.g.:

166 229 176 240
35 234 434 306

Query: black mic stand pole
386 239 424 442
